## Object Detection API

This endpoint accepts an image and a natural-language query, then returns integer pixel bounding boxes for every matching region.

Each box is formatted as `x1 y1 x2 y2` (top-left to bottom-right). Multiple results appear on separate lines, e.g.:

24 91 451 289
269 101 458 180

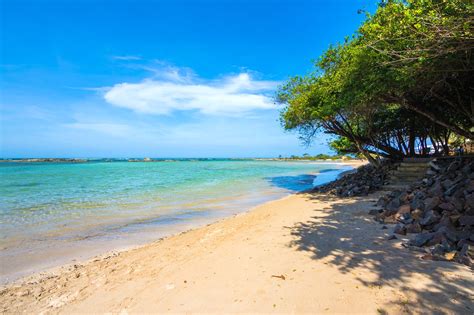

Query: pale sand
1 190 473 314
0 159 367 284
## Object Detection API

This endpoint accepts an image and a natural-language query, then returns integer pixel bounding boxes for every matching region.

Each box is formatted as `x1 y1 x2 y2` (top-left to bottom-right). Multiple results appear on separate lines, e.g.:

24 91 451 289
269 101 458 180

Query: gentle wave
0 160 350 283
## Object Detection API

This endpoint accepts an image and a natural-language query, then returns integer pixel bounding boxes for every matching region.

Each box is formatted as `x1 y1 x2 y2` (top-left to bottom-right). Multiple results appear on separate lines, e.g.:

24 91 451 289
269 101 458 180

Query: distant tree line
277 0 473 165
279 153 357 161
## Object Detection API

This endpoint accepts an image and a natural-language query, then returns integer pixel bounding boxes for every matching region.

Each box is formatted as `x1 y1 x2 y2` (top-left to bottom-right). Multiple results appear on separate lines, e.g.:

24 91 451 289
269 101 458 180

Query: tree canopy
277 0 473 164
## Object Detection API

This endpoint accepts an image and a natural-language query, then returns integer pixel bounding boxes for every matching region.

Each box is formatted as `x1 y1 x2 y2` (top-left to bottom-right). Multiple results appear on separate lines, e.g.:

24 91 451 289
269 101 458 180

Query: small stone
383 215 397 224
444 182 463 196
447 161 461 172
464 194 474 210
431 244 447 256
441 179 454 190
457 239 474 250
438 202 455 211
398 213 413 224
447 197 464 210
466 181 474 194
410 197 425 211
445 229 471 243
409 232 434 247
429 161 441 171
399 192 410 203
449 214 461 224
394 224 407 235
397 204 411 215
424 197 441 211
460 244 474 259
443 251 457 260
426 232 444 246
411 208 423 220
459 216 474 226
377 197 389 207
433 214 453 232
406 222 422 233
402 243 428 253
385 199 401 214
420 210 440 226
428 183 443 197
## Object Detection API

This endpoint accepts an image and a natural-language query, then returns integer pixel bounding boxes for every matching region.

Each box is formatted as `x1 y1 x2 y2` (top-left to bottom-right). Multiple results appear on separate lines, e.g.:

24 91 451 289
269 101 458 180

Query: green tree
278 0 473 164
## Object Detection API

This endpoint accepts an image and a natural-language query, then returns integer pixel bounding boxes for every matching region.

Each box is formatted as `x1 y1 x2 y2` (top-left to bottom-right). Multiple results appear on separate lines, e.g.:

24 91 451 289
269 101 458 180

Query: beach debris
371 157 474 267
271 274 286 280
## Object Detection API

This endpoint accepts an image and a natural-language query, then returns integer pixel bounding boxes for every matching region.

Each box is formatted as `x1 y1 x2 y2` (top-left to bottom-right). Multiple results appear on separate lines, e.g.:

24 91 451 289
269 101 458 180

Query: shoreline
2 160 472 313
2 193 298 289
0 160 366 286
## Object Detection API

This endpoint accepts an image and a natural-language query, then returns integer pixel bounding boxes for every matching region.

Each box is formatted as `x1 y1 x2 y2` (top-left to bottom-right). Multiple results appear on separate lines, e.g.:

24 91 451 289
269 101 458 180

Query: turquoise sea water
0 160 350 282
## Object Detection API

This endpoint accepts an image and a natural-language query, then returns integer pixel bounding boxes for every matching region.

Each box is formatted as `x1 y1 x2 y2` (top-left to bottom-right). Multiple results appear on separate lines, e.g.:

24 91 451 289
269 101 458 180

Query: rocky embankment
314 157 474 267
313 160 397 197
373 157 474 267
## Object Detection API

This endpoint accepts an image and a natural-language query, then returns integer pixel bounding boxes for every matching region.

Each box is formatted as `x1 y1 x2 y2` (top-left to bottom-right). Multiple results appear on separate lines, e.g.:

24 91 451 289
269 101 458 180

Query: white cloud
112 55 141 61
139 63 196 83
103 68 279 116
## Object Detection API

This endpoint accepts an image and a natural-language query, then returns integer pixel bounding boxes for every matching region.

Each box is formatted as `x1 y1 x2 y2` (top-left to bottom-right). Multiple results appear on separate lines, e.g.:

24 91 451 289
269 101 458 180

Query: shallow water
0 160 350 283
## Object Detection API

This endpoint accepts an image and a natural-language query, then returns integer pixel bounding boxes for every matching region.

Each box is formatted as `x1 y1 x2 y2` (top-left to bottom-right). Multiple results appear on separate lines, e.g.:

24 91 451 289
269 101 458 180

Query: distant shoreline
0 157 365 163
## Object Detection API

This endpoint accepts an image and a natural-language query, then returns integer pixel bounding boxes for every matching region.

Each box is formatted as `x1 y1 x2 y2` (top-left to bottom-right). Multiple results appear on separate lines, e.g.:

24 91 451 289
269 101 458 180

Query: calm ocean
0 159 350 282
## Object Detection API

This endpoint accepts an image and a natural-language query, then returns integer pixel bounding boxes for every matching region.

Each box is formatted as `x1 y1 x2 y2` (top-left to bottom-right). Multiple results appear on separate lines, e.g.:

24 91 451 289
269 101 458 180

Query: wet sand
1 189 472 314
0 160 366 285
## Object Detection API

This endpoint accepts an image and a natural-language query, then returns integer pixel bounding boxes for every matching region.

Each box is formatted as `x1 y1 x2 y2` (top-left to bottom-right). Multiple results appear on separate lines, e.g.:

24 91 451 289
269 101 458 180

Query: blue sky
0 0 376 158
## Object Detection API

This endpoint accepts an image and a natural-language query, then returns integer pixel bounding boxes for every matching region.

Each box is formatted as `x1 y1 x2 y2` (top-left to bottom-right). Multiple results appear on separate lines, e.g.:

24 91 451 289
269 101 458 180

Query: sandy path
1 192 473 314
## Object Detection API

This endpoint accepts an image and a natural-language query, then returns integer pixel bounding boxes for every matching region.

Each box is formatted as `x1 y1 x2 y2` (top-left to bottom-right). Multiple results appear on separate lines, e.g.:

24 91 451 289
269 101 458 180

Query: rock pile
374 157 474 267
313 160 396 197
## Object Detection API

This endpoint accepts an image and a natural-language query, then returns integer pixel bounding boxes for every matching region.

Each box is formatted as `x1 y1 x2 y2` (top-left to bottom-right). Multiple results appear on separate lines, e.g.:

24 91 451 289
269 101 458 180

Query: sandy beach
2 187 472 313
3 0 473 312
0 160 361 285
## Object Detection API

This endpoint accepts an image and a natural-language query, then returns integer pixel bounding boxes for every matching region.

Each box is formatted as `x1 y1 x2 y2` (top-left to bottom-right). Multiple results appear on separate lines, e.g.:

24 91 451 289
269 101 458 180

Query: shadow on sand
287 192 473 314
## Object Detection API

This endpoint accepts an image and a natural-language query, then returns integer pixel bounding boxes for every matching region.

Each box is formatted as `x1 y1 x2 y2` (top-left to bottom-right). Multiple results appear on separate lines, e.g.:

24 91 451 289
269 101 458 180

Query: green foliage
278 0 474 162
329 137 358 155
281 153 354 161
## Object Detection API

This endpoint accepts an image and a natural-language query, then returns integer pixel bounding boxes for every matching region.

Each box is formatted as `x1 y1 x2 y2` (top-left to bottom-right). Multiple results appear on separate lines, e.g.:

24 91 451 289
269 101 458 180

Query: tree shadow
287 192 473 314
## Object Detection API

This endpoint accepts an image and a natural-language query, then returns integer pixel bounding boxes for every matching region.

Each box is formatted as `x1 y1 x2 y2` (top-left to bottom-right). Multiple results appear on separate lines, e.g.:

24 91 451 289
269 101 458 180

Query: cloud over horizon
103 67 280 116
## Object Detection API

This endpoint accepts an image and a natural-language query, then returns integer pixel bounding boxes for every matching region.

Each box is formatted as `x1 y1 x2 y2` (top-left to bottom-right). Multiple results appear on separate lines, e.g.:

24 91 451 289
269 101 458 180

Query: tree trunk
408 119 416 156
